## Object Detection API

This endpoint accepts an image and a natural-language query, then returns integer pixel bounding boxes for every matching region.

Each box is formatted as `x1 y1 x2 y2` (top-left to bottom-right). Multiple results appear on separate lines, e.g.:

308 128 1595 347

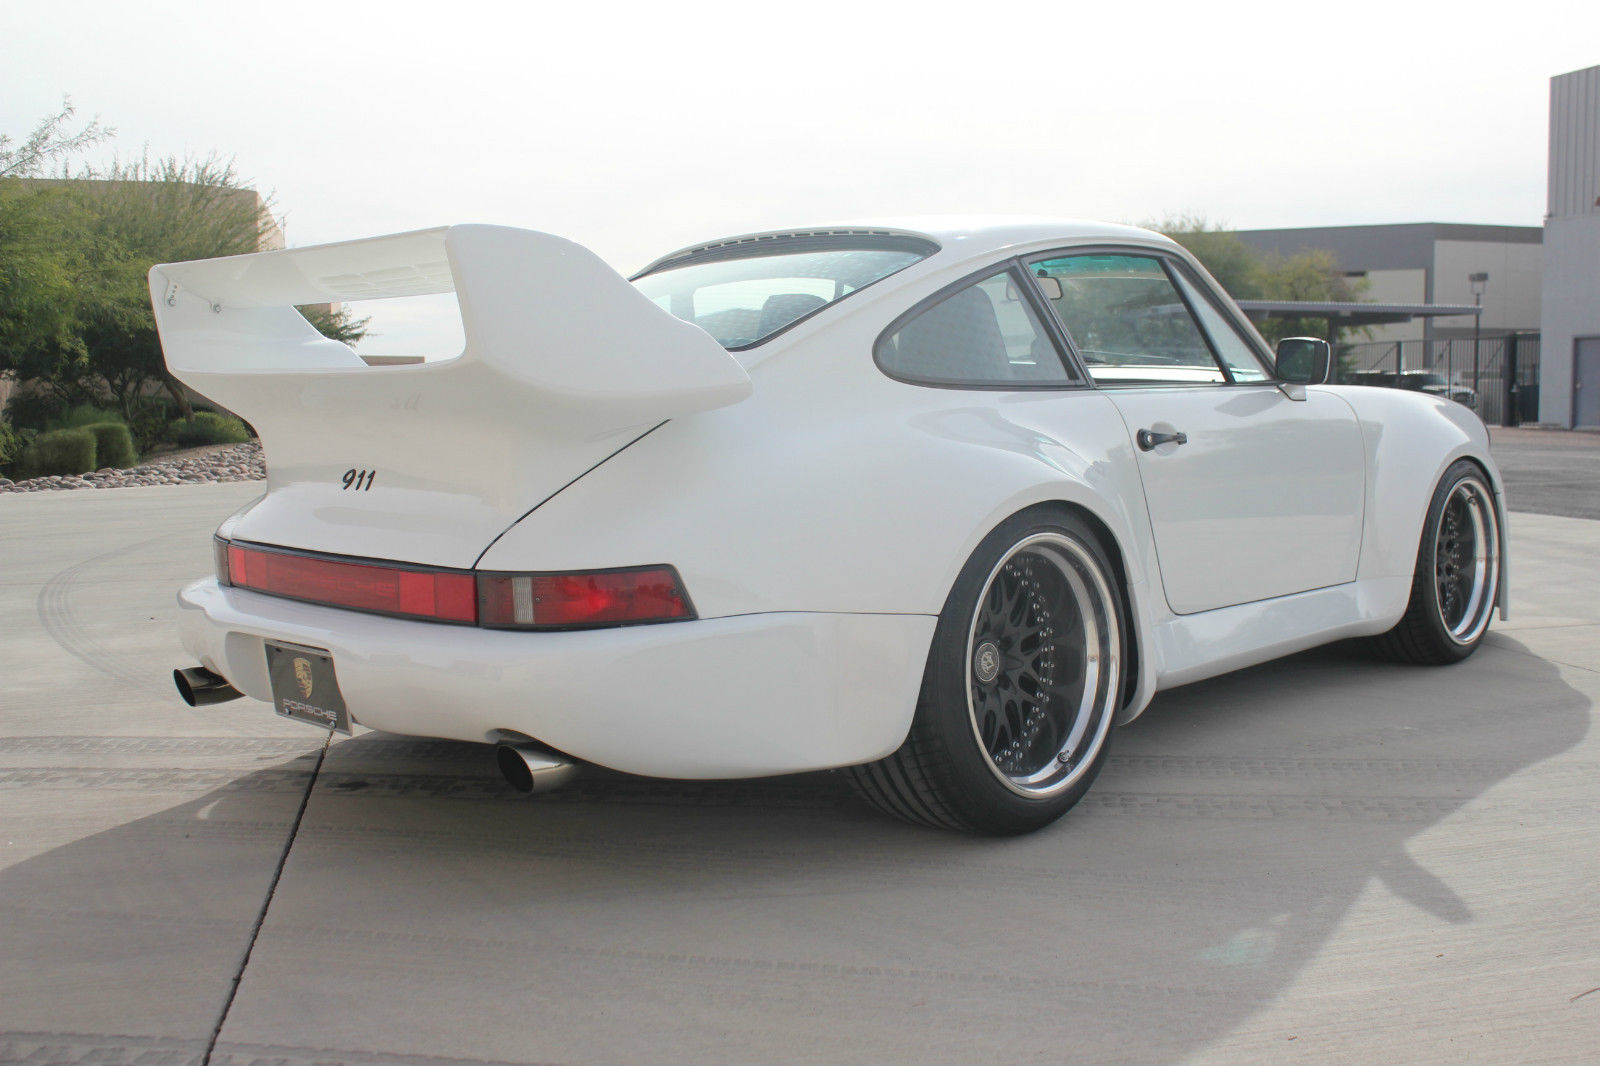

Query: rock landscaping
0 441 265 493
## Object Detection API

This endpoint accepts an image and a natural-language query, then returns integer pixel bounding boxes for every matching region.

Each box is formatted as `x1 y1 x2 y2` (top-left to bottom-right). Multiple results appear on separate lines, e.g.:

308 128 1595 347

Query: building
1542 64 1600 429
1233 222 1542 348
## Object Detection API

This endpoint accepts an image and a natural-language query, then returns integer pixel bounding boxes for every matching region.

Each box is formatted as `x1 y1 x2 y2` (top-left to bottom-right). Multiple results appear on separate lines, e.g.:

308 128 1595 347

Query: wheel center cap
974 641 1001 684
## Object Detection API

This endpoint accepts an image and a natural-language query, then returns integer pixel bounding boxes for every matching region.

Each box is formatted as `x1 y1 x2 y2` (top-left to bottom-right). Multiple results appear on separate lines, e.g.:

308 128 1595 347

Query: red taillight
478 567 693 629
216 541 694 630
225 543 478 624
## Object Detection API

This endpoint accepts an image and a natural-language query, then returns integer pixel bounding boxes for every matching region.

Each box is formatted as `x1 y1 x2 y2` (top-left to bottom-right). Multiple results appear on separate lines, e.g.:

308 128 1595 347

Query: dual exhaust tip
175 664 579 795
495 742 582 795
174 666 243 706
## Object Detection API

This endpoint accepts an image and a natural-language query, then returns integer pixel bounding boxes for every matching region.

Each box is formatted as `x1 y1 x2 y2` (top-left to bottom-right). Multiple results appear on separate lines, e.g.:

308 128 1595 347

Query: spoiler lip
150 223 752 419
151 226 454 309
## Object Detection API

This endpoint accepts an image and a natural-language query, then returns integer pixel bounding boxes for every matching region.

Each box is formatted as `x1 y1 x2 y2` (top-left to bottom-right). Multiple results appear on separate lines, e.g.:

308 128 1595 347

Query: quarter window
877 269 1072 387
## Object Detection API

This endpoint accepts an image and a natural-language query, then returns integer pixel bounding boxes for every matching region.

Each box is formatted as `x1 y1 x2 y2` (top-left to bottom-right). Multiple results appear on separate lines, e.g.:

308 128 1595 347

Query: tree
0 99 110 409
59 156 370 418
1146 214 1264 299
1253 248 1366 345
298 304 372 347
0 97 111 180
4 102 368 431
1149 215 1367 345
68 154 278 418
0 181 93 404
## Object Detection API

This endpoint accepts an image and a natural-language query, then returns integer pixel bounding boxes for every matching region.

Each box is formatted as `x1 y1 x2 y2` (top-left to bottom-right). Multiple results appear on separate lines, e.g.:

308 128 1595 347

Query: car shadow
0 636 1588 1066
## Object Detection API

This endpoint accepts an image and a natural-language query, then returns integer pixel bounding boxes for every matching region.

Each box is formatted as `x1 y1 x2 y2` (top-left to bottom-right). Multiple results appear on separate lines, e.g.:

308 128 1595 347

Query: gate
1337 334 1540 426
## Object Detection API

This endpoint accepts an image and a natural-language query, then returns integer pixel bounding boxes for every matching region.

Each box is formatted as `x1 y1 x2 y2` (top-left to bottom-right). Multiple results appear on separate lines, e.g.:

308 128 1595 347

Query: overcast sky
6 0 1598 354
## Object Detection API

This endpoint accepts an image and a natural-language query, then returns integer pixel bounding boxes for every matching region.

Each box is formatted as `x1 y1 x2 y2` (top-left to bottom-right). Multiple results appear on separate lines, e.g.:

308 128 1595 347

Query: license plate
265 641 351 735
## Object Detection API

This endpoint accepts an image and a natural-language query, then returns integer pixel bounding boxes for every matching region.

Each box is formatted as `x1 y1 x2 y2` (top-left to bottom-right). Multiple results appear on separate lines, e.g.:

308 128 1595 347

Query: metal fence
1336 334 1540 426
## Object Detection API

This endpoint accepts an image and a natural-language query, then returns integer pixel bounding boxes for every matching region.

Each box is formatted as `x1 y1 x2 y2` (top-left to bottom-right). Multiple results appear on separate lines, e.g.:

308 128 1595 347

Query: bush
171 411 250 448
54 403 124 430
16 427 97 478
129 409 171 453
124 395 179 453
0 421 37 475
2 389 66 433
83 421 137 469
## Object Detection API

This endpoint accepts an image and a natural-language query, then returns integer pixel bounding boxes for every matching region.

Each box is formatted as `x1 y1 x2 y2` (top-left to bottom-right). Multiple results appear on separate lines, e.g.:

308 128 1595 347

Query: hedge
171 411 251 447
83 422 138 470
16 428 97 479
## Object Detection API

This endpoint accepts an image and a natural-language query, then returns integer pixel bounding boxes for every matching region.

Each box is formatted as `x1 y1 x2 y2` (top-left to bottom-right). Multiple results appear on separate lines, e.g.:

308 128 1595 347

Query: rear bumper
178 579 933 778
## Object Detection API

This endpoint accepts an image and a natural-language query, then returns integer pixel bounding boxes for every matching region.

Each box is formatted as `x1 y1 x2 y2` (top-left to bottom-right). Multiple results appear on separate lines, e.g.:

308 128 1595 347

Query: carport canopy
1235 300 1482 338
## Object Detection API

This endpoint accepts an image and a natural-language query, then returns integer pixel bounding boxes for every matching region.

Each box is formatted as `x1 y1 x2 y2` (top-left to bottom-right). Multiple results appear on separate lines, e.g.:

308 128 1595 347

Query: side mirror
1275 337 1332 385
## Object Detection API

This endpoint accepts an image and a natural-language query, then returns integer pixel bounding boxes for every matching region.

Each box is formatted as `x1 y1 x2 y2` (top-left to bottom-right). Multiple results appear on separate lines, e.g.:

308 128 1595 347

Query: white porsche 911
152 218 1505 834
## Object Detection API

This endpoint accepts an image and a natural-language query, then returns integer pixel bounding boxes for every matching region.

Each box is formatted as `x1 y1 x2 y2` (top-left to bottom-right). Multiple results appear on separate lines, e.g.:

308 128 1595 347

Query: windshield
633 239 933 349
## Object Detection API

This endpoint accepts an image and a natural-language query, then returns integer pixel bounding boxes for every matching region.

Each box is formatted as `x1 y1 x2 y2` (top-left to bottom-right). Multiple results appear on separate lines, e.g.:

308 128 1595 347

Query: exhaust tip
174 666 244 707
496 742 581 795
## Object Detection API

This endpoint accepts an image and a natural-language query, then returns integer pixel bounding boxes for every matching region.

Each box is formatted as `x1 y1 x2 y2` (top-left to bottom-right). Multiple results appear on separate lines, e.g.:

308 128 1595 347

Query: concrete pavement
1 484 1596 1066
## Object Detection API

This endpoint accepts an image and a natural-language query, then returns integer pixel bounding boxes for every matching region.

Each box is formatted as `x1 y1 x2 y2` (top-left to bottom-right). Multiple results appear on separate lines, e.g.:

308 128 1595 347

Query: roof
641 217 1179 274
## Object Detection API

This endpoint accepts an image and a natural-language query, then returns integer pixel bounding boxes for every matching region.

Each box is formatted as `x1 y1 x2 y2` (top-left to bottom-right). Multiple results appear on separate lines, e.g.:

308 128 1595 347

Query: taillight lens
478 567 693 629
214 535 232 587
214 540 694 630
225 543 478 624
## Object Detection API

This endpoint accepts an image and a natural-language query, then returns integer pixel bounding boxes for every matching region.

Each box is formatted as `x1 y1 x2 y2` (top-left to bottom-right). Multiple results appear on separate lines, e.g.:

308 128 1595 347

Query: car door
1027 249 1366 616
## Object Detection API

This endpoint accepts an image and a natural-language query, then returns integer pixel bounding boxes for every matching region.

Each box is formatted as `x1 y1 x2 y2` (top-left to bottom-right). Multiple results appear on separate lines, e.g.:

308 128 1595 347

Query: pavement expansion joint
201 727 333 1066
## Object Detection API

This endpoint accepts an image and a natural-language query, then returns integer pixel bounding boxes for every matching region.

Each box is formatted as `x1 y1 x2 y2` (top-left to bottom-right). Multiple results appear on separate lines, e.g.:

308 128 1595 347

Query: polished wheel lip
1432 476 1499 646
964 531 1120 800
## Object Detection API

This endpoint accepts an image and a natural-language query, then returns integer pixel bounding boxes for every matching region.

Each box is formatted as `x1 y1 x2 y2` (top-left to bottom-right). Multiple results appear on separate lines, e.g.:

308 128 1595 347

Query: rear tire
850 507 1124 835
1373 460 1501 664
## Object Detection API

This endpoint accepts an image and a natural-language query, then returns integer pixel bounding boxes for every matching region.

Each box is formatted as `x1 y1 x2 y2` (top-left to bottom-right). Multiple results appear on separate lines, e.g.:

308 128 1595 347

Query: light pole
1470 272 1489 403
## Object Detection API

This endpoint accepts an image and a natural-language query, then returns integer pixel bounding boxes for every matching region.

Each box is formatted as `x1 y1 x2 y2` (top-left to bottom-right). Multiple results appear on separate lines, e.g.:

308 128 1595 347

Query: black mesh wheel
851 507 1124 835
1374 460 1501 665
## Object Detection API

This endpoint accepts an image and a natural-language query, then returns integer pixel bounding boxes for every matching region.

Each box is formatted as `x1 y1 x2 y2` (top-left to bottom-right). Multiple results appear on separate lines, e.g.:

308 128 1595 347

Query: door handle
1137 428 1188 451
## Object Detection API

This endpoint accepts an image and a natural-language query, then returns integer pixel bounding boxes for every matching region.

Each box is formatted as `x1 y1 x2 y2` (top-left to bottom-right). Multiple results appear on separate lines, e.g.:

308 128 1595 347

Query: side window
877 269 1072 387
1032 254 1225 386
1169 267 1271 382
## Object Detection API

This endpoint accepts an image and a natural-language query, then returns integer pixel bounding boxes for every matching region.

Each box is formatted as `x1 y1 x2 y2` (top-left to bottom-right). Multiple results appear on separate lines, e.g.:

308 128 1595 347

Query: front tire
1374 460 1501 664
851 508 1124 835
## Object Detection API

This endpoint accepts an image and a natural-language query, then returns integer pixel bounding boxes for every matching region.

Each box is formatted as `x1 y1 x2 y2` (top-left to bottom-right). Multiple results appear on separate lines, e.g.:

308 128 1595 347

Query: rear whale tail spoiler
149 223 751 436
146 225 752 567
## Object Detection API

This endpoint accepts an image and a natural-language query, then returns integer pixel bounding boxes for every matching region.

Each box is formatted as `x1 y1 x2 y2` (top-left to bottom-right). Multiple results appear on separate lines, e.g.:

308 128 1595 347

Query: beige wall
1432 240 1544 337
1357 268 1429 344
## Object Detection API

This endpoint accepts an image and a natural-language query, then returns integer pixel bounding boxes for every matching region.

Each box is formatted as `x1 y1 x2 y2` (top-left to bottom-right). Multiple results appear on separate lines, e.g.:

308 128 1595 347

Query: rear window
633 237 935 349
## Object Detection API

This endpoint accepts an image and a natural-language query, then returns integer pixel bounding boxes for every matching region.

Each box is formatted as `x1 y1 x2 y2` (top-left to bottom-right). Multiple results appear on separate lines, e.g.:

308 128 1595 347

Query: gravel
0 441 265 493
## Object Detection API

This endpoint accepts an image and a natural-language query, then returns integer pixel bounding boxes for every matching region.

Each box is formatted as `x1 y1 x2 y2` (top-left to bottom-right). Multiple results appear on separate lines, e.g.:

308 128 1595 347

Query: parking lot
2 444 1597 1065
1491 426 1600 519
